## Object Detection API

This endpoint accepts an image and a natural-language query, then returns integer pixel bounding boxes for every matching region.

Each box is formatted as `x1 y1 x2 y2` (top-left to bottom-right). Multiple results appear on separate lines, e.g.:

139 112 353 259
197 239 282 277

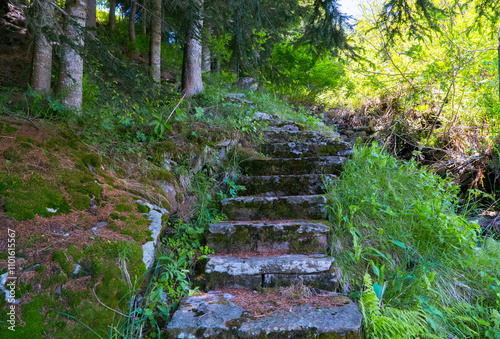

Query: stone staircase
166 114 362 338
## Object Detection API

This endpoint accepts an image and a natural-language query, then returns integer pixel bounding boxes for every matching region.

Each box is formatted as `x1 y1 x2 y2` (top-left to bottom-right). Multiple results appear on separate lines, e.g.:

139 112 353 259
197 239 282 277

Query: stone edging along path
166 112 363 338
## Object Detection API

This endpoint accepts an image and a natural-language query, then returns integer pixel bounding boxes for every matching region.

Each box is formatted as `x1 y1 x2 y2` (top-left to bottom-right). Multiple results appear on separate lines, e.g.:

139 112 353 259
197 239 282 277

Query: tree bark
57 0 87 109
202 23 211 72
149 0 161 82
30 0 54 92
86 0 96 27
109 0 116 31
181 0 204 96
141 0 147 35
129 0 137 43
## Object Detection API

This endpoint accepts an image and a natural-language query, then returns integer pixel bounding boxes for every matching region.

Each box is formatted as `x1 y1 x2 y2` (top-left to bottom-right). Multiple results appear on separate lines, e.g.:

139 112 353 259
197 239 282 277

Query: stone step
222 195 327 221
207 221 331 254
264 130 332 143
241 156 346 176
203 254 337 291
166 291 362 338
259 141 352 158
237 174 335 197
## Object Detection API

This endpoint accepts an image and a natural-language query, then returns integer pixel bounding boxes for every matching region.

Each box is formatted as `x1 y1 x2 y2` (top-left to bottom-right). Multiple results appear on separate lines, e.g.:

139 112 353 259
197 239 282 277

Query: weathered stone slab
241 156 346 176
166 292 363 338
263 272 338 291
166 293 245 338
259 140 352 158
204 254 336 290
206 254 334 276
237 174 336 197
207 221 330 254
264 130 332 143
222 195 327 220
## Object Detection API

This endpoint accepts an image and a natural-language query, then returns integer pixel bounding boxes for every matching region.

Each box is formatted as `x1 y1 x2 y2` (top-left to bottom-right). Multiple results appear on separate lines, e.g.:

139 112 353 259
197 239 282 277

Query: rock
72 264 82 275
264 130 331 143
207 221 330 254
206 254 334 276
159 183 178 213
205 254 336 290
241 156 346 176
231 77 258 91
225 93 254 105
166 292 362 338
259 140 352 158
252 112 275 121
353 131 367 139
237 174 336 197
222 195 327 220
166 293 245 338
137 200 169 269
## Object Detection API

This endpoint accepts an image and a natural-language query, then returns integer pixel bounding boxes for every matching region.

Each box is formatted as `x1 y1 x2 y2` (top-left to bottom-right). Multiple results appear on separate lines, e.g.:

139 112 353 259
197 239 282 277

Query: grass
326 142 500 338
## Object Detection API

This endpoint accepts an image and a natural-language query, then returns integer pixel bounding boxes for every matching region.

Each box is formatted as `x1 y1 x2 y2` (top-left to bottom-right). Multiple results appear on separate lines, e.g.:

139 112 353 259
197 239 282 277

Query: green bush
327 143 500 338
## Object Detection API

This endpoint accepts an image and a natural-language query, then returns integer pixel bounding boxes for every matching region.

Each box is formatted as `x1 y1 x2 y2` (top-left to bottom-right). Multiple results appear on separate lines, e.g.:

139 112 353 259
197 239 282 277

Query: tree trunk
109 0 116 31
57 0 87 109
129 0 136 43
30 0 53 92
149 0 161 82
86 0 96 27
181 0 204 96
202 23 211 72
141 0 147 35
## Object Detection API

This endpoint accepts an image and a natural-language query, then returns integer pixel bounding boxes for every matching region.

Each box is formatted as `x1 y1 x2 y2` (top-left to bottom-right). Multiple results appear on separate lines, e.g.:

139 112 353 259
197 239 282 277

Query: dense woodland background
0 0 500 338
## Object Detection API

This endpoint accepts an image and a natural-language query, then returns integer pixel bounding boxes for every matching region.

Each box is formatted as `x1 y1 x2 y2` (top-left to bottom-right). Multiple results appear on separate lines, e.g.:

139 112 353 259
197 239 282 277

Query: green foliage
266 42 348 104
328 144 500 338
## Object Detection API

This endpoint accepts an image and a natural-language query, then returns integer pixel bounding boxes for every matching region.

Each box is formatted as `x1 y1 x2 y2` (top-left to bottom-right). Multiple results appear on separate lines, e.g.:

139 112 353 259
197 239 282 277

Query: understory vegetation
326 143 500 338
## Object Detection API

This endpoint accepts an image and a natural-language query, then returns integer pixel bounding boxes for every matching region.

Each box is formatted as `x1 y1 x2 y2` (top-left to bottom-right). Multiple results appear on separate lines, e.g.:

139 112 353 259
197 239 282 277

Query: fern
361 273 442 339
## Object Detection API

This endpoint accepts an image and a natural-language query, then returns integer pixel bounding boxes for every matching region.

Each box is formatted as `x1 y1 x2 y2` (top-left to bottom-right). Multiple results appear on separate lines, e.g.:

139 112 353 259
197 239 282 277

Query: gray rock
222 195 327 220
72 264 82 275
237 174 336 197
166 293 362 338
241 156 346 176
207 221 330 254
137 200 169 269
264 130 332 143
259 140 352 158
231 77 258 91
252 112 274 121
206 254 334 276
166 293 245 338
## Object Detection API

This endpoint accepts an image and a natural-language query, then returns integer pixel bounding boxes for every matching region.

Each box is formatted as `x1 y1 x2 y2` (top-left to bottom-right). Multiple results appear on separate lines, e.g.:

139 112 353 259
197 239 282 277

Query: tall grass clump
327 142 500 338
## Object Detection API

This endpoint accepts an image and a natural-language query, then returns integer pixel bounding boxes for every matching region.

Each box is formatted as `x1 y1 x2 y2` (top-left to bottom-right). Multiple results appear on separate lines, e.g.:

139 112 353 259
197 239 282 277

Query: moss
147 168 176 182
0 252 7 259
53 251 74 276
116 203 133 212
19 142 33 150
119 215 128 221
3 146 21 162
0 295 51 338
81 153 101 168
36 265 47 274
69 191 90 210
44 273 68 288
2 173 71 221
136 202 150 213
110 212 119 220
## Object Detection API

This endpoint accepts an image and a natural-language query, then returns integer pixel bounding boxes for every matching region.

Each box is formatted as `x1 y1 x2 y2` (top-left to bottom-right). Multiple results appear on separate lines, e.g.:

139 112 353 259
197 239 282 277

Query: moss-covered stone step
222 195 327 220
259 140 352 158
264 130 331 143
241 156 346 176
207 221 330 254
204 254 337 290
237 174 336 197
166 292 363 338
